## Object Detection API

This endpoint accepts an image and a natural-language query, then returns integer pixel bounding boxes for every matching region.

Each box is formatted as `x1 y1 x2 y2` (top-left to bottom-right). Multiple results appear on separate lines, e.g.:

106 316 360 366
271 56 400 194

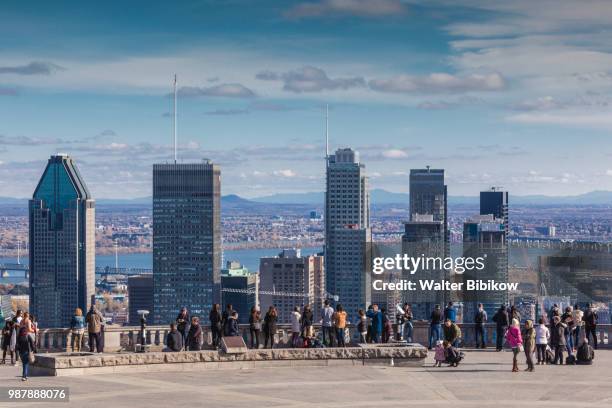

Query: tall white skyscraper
325 148 371 315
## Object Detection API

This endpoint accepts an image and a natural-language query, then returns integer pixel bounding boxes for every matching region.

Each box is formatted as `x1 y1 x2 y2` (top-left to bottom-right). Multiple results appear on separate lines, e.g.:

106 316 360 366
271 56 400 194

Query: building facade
152 161 221 324
462 214 508 322
409 168 449 254
480 189 509 236
128 274 154 325
325 148 371 316
29 154 95 328
221 261 259 324
259 249 324 323
401 214 446 319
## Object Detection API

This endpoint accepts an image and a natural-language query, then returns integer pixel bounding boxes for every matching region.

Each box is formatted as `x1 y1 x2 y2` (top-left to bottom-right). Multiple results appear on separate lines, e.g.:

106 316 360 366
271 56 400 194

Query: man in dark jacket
474 303 488 349
225 311 240 337
550 316 567 364
176 307 190 350
366 305 383 343
583 303 598 350
492 305 509 351
166 323 183 352
429 304 443 349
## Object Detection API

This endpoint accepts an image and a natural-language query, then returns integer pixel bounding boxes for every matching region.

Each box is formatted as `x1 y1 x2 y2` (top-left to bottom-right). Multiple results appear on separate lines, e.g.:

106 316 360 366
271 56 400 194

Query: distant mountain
251 190 612 206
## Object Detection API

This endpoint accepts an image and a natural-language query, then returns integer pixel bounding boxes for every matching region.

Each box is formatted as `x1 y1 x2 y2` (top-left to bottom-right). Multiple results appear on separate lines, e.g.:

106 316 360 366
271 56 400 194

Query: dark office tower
480 188 509 236
462 215 508 322
152 161 221 324
128 274 153 325
325 148 371 315
409 168 448 254
29 154 95 328
401 214 446 319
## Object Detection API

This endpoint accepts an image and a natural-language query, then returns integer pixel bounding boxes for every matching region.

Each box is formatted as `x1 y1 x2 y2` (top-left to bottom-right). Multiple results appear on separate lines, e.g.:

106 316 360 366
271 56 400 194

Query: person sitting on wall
165 323 183 352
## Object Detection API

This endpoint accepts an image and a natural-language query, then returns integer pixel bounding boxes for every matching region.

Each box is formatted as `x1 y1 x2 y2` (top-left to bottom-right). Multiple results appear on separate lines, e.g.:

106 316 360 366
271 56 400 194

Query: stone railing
35 322 612 353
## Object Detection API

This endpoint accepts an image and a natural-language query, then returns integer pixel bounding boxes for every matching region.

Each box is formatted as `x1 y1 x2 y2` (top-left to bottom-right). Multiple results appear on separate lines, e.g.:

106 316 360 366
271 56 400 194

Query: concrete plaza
0 349 611 408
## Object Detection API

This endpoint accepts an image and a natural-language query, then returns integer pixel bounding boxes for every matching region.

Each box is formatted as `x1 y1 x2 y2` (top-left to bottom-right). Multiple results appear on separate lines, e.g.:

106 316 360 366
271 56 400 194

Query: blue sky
1 0 612 198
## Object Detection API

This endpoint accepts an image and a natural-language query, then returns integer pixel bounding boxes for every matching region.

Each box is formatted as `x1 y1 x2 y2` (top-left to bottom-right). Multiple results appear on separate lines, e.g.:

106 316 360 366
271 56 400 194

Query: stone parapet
30 345 427 376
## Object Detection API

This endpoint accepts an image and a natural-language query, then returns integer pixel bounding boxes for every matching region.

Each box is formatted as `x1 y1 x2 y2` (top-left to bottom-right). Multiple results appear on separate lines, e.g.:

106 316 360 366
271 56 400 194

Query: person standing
492 305 509 351
1 319 14 365
428 304 443 349
444 302 456 323
15 326 36 382
402 303 414 342
86 305 104 353
320 300 335 347
583 303 598 350
366 304 383 344
263 306 278 349
573 305 583 351
209 304 222 349
357 310 367 344
333 304 347 347
474 303 488 349
561 306 574 357
535 318 550 365
290 307 302 348
550 315 566 364
226 312 240 337
248 306 262 349
70 308 85 352
523 320 536 372
301 304 314 339
506 318 523 372
186 316 202 351
176 307 190 350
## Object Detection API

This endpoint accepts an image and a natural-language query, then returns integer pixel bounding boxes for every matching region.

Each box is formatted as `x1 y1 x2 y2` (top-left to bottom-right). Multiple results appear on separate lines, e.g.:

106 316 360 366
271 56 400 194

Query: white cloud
273 169 297 178
284 0 406 19
506 110 612 128
256 66 365 93
381 149 408 159
606 169 612 177
369 73 505 94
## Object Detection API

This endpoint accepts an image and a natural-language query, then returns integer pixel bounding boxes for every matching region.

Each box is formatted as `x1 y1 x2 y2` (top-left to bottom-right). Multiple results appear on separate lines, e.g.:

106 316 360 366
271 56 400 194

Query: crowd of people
1 300 602 379
427 301 599 371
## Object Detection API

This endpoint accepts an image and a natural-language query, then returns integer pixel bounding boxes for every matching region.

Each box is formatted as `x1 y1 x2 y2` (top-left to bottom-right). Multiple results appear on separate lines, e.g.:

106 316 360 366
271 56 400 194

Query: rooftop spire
173 74 178 163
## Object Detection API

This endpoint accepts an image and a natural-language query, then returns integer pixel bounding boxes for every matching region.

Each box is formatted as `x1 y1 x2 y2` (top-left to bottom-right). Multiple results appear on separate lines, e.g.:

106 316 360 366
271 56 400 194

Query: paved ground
0 349 611 407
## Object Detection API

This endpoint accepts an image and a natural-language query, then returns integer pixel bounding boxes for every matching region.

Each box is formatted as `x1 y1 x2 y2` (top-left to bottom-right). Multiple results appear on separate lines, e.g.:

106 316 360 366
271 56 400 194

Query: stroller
445 346 464 367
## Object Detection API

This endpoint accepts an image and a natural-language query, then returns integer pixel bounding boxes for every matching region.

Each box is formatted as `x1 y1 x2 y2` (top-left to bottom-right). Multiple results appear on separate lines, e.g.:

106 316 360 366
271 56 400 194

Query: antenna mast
325 104 329 163
173 74 178 163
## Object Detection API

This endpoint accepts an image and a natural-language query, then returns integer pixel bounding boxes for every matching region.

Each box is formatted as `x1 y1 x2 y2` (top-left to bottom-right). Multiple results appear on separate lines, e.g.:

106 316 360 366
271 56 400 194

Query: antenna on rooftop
325 104 329 164
173 74 178 163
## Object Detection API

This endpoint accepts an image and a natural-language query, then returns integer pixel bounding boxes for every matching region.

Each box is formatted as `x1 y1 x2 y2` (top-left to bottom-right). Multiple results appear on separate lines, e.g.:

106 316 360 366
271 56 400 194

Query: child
434 340 445 367
357 310 367 344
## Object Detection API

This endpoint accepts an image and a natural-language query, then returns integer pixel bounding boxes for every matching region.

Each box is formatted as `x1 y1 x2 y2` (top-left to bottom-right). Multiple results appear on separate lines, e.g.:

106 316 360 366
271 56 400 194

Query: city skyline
1 1 612 199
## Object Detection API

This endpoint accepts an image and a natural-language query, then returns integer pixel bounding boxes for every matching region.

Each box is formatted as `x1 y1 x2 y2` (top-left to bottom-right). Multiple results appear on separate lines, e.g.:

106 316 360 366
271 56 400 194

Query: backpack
577 343 594 364
475 310 485 324
545 348 555 364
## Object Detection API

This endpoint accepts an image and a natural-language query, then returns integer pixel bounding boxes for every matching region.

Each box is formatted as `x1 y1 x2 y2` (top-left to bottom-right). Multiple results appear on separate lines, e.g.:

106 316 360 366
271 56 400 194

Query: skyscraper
480 188 509 236
325 148 371 314
29 154 95 328
259 249 323 323
401 214 446 319
462 214 508 321
152 161 221 324
128 274 153 325
409 168 448 253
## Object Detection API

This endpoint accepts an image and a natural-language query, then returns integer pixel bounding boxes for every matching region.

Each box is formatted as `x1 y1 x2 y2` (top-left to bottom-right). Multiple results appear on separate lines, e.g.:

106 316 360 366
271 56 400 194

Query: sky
1 0 612 199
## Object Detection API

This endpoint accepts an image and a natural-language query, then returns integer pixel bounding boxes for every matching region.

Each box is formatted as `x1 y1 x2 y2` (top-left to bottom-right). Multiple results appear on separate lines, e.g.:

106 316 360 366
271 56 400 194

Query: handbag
518 344 524 352
28 353 35 364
